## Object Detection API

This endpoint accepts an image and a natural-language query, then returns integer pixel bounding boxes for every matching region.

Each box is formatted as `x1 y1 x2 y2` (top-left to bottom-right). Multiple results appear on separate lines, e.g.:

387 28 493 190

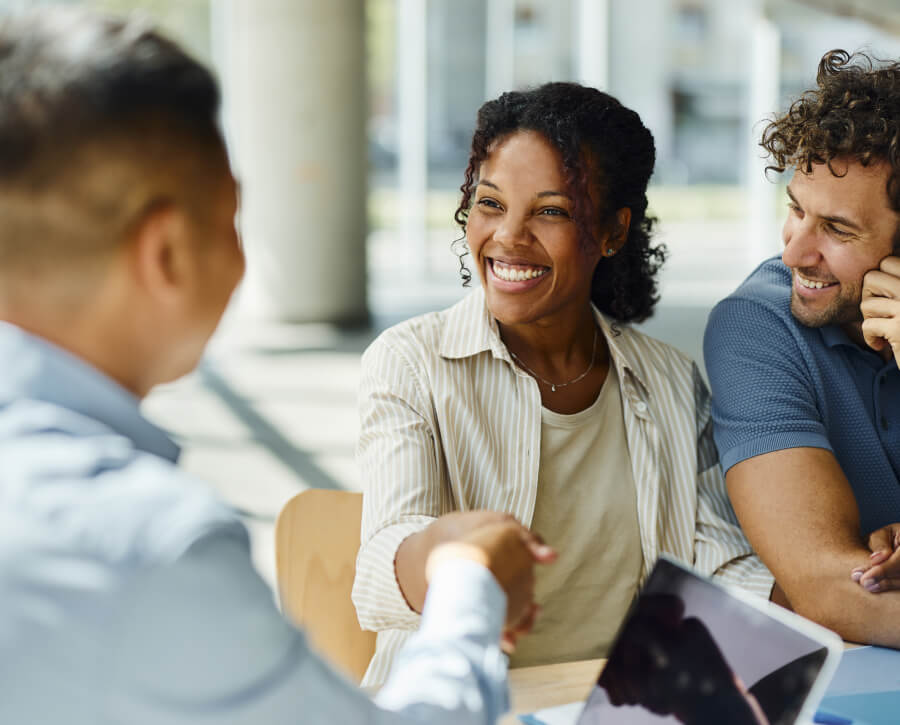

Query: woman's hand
426 520 556 633
395 511 543 615
851 523 900 592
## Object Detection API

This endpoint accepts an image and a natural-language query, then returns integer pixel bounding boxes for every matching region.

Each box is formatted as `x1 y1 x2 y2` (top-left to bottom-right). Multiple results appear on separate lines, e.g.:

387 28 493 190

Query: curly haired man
704 49 900 646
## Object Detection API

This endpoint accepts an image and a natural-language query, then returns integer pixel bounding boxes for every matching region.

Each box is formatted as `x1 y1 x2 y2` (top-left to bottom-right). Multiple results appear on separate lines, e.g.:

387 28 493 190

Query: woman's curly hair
453 82 665 323
761 49 900 211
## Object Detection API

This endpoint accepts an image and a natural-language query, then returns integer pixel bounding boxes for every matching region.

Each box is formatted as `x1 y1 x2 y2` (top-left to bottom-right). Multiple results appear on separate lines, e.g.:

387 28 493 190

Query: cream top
510 363 643 667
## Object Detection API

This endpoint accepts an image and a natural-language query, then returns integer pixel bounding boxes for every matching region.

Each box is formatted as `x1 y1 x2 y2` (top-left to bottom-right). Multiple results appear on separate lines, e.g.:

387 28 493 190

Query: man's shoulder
715 256 793 317
706 257 809 345
0 398 241 568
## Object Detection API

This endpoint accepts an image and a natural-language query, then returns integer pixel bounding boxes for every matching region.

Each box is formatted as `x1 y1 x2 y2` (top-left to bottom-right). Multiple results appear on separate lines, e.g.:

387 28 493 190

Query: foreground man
0 9 553 724
704 50 900 645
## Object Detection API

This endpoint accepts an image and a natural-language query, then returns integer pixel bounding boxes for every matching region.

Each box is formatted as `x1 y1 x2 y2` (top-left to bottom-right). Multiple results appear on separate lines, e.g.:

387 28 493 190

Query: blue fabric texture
704 257 900 536
0 322 509 724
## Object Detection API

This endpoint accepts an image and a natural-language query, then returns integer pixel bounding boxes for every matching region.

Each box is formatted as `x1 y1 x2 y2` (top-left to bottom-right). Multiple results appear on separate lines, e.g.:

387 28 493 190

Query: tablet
575 556 843 725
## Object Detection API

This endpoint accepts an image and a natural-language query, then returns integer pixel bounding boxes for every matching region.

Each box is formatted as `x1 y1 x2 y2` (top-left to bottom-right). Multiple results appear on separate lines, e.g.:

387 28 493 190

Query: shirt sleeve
690 363 775 599
352 335 451 633
106 526 508 725
703 297 831 474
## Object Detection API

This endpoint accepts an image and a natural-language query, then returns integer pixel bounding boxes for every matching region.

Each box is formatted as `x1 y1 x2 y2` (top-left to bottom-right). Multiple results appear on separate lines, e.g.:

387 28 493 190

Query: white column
217 0 367 323
607 0 673 170
746 9 781 267
574 0 609 90
396 0 428 278
485 0 516 99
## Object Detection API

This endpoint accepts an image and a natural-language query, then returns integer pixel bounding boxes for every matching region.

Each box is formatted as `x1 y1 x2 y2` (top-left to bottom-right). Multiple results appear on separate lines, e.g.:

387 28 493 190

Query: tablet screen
576 558 832 725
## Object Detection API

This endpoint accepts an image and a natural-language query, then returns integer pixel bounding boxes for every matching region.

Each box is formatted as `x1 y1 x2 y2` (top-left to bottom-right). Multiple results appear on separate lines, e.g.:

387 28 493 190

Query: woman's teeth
492 259 548 282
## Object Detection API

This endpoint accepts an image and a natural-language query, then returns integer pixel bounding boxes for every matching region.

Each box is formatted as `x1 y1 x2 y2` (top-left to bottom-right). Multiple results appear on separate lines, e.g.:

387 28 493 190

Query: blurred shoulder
709 256 793 325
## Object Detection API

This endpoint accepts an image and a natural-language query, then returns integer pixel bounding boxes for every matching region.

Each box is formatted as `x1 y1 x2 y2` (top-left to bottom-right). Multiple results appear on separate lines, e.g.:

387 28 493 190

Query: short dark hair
0 8 225 271
454 82 665 323
761 49 900 211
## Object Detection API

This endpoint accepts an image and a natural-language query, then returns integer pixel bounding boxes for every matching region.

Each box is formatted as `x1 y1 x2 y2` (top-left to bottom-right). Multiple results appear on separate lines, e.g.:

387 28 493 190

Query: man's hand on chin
861 256 900 364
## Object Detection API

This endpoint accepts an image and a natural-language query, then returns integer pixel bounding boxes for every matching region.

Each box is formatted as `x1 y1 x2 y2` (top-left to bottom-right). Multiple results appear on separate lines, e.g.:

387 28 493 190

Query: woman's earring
605 248 616 256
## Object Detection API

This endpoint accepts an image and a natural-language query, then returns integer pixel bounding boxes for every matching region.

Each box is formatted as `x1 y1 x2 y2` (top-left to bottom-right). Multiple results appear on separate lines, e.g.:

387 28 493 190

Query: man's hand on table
852 522 900 592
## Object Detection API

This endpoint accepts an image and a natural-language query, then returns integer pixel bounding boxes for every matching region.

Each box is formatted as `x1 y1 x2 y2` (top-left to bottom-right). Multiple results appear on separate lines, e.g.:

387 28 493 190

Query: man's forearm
725 449 900 646
376 559 508 724
776 547 900 647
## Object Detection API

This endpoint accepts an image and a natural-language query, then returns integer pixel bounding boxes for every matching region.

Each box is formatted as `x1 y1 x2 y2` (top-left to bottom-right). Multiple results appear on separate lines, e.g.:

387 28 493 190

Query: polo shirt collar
820 324 855 350
0 322 180 462
437 287 650 394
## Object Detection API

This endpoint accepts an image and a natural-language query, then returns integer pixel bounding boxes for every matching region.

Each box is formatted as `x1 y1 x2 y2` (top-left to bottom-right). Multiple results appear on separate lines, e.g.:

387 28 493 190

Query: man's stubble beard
790 282 862 328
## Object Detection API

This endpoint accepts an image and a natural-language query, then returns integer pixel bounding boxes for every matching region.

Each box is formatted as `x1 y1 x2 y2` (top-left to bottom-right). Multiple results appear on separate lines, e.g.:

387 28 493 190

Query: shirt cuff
375 558 510 722
719 432 832 474
355 518 433 630
420 558 506 644
714 555 776 600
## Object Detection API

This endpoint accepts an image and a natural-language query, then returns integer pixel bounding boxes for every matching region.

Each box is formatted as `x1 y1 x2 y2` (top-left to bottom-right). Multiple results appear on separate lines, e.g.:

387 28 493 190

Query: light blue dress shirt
0 322 510 724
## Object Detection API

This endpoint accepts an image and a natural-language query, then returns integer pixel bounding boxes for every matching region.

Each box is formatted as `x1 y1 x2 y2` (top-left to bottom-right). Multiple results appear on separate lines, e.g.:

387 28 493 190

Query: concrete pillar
397 0 428 278
485 0 516 99
608 0 673 177
574 0 609 91
217 0 367 323
746 7 781 266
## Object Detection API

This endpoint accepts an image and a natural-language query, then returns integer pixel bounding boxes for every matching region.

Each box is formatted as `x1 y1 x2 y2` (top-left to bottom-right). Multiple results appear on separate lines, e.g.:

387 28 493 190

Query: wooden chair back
274 489 376 683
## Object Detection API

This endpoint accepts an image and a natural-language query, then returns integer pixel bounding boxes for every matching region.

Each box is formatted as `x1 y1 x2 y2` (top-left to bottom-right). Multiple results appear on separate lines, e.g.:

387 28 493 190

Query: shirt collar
439 287 509 361
0 322 180 462
438 288 650 396
820 324 855 349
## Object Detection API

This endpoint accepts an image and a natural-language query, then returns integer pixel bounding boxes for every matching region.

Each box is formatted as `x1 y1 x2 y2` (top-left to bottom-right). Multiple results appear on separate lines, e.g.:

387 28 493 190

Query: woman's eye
539 207 569 217
787 202 803 217
476 198 501 210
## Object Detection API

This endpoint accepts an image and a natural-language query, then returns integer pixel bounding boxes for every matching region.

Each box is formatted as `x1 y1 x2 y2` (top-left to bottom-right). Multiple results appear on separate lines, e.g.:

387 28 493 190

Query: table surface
501 658 603 725
500 642 863 723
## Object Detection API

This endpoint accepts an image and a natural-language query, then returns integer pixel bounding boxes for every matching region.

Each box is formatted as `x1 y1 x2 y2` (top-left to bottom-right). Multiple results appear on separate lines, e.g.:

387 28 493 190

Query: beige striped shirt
352 288 773 686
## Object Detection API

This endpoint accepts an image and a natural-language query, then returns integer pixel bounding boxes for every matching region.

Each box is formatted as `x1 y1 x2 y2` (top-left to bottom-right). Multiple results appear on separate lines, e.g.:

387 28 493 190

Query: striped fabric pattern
352 289 773 687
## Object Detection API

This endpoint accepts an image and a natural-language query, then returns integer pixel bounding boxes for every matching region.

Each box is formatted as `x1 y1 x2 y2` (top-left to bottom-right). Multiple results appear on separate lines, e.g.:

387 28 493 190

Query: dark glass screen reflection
577 559 828 725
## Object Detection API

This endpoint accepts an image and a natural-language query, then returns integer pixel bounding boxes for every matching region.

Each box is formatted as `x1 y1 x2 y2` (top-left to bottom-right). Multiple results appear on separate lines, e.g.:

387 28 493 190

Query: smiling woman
352 83 772 687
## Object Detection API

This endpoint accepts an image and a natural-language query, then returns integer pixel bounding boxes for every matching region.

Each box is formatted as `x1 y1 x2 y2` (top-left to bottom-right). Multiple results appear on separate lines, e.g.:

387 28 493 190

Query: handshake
421 512 558 650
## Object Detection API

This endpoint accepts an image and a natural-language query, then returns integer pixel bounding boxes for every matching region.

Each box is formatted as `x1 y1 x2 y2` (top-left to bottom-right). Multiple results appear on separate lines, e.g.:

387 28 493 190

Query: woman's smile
487 257 551 291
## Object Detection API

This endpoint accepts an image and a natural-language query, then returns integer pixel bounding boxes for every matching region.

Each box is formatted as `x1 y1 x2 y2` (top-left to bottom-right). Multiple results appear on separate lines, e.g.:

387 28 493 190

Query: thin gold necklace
509 327 598 392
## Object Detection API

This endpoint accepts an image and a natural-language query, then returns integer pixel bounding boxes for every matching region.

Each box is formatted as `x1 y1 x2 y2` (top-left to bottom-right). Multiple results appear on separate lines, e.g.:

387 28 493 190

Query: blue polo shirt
704 256 900 536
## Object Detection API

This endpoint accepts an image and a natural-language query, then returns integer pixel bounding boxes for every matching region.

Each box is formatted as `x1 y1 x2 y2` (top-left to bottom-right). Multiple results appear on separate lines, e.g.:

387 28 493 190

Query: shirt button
881 415 890 431
635 401 648 414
